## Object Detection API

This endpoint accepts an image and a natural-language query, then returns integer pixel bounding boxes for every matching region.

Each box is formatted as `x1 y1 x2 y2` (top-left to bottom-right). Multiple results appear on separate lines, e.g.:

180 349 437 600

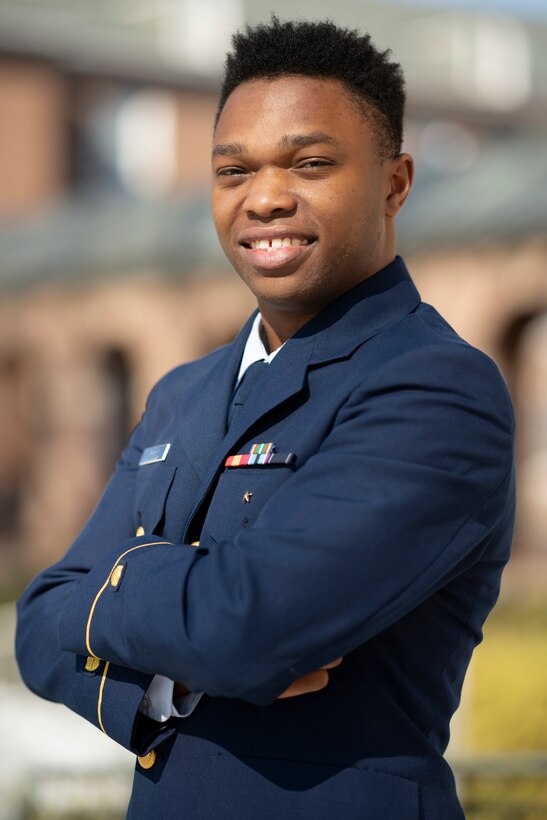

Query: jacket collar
225 255 420 441
306 255 420 365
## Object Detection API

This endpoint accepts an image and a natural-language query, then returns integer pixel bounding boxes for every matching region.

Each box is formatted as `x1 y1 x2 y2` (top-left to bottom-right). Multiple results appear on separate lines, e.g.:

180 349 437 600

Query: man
16 18 515 820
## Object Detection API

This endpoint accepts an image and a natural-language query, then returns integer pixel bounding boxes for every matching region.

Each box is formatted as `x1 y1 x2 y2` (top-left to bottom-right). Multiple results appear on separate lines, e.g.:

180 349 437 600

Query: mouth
238 230 317 271
242 236 314 251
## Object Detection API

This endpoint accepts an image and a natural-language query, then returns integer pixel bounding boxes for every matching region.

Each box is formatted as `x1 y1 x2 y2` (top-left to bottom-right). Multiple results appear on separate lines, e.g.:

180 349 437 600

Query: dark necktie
227 359 267 428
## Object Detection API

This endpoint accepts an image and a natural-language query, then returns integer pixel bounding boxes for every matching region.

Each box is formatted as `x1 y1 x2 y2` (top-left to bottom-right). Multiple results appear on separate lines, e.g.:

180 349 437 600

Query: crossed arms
15 341 514 754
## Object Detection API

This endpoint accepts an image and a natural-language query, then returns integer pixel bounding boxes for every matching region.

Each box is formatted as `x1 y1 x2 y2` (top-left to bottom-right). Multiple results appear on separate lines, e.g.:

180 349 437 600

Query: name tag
139 443 171 466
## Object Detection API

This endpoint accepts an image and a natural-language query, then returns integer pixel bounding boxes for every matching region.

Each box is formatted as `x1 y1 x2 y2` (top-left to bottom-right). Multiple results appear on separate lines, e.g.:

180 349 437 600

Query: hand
277 657 343 699
173 681 190 698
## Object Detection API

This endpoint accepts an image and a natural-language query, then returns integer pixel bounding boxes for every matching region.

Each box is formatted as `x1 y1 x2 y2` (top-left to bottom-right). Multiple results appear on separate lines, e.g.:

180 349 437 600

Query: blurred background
0 0 546 817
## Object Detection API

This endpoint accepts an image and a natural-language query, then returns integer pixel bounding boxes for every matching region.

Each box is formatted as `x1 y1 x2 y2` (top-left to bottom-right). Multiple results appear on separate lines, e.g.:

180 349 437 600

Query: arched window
502 313 547 553
0 355 29 539
100 349 132 475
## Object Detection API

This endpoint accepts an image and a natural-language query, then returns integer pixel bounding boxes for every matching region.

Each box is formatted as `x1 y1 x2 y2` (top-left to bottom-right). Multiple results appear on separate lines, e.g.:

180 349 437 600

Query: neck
258 307 317 351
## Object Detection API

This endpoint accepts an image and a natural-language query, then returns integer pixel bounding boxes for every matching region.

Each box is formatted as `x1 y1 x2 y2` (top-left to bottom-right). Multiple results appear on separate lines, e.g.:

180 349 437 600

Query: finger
320 657 343 670
277 669 329 699
278 670 328 699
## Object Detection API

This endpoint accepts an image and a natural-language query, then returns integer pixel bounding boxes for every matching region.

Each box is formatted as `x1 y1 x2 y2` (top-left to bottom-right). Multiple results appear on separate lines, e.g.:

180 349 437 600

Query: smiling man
16 18 515 820
212 73 411 351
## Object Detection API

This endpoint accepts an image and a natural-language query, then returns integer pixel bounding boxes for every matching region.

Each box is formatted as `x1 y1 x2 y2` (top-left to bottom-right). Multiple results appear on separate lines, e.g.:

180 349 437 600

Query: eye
295 158 335 173
299 159 329 167
215 166 247 178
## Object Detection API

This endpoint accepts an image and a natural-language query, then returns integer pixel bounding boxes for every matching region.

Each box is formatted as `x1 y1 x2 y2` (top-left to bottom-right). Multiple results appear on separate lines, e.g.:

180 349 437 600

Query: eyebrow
278 132 337 150
212 142 247 159
212 131 337 160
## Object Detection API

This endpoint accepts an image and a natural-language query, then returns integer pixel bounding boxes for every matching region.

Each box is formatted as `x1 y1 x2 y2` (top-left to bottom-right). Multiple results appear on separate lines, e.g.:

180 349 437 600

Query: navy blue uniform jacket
16 258 515 819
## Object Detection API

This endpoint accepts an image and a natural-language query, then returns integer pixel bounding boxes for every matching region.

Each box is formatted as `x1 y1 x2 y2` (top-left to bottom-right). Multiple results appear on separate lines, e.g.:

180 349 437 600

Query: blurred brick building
0 0 546 588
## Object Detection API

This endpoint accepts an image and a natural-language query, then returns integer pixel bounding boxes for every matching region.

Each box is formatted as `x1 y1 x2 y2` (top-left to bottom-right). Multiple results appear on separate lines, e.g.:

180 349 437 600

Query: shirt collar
236 313 284 382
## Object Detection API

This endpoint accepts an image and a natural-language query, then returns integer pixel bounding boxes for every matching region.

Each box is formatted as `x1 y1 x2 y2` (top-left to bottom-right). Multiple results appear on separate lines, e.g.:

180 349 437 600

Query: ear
385 153 414 218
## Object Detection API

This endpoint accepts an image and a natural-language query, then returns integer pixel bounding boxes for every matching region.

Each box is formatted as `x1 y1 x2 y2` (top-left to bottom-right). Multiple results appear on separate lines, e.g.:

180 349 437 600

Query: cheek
211 191 235 233
317 205 366 250
311 181 367 228
210 203 222 238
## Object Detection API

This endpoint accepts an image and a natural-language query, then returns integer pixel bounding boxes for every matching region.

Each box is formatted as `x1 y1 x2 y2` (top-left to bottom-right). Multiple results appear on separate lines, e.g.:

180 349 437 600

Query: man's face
211 75 407 317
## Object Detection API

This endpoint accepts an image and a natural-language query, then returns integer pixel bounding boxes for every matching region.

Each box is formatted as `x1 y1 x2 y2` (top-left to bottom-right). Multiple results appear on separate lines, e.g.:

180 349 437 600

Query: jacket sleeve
25 344 515 709
15 379 178 754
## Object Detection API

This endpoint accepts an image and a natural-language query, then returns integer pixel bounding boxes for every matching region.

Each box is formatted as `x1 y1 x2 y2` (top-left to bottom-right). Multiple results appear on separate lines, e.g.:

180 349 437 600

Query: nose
243 167 297 219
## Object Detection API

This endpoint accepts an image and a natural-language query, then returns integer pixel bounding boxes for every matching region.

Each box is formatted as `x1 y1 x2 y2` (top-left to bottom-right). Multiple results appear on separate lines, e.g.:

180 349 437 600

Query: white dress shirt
142 313 283 722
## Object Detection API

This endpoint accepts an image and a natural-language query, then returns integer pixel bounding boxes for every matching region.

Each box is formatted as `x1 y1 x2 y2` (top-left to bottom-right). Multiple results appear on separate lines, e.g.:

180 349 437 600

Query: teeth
249 237 311 250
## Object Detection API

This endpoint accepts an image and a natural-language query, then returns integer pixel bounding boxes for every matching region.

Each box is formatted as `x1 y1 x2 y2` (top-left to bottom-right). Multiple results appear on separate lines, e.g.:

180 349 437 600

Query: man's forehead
212 75 380 162
215 75 359 130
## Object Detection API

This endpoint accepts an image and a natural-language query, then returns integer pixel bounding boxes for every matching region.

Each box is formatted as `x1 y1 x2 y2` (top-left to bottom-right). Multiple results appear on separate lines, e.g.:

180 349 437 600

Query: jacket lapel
223 331 313 450
182 330 314 539
227 257 421 449
172 313 254 483
308 255 421 366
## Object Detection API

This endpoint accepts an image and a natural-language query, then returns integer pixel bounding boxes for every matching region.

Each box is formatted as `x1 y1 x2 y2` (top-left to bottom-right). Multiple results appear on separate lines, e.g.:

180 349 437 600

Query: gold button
110 564 124 588
191 541 200 547
85 656 100 672
137 750 156 769
136 526 145 537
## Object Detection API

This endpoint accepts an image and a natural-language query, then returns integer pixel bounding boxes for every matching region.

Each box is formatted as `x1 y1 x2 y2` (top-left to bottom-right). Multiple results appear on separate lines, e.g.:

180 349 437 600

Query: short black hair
216 17 406 160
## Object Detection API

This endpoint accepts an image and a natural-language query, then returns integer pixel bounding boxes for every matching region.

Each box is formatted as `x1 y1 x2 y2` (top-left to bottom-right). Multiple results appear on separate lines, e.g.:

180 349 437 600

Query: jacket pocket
203 465 295 545
134 460 177 536
195 754 419 820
